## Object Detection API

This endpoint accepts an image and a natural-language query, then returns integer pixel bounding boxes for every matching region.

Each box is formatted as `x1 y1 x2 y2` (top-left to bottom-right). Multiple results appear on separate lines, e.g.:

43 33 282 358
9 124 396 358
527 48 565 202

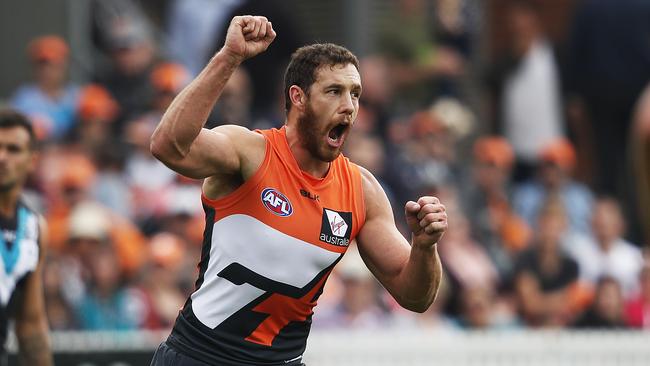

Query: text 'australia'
319 208 352 246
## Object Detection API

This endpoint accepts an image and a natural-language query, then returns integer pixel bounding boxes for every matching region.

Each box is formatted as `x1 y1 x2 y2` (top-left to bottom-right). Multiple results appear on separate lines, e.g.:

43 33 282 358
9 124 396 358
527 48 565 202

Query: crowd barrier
8 329 650 366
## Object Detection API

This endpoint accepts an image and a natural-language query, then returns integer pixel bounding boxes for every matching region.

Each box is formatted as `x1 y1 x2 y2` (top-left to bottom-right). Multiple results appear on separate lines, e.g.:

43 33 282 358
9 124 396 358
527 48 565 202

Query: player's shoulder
356 164 379 188
17 194 47 248
355 165 388 207
17 193 42 217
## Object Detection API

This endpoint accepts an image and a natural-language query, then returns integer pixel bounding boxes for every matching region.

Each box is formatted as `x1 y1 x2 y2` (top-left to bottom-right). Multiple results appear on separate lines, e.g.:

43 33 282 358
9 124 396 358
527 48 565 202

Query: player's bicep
158 125 257 179
355 168 411 290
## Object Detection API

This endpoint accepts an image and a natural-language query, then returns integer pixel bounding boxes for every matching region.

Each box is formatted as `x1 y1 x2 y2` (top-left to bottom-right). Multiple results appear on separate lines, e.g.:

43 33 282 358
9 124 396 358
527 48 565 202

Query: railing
8 329 650 366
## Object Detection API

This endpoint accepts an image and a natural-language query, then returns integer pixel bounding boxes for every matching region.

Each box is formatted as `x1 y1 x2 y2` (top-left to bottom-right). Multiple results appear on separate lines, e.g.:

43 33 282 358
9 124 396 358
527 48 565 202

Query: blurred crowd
1 0 650 332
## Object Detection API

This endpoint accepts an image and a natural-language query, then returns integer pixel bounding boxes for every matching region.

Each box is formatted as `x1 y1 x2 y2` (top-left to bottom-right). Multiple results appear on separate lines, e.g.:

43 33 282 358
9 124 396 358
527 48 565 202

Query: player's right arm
150 16 276 179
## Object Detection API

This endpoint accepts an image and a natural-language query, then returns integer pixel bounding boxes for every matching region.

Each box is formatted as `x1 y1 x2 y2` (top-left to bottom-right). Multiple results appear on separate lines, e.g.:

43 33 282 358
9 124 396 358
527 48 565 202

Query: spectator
344 132 395 220
92 0 159 134
513 198 579 327
44 153 98 253
565 0 650 199
11 35 79 140
67 84 120 154
208 68 254 128
152 174 204 242
42 257 78 330
573 276 627 329
140 232 190 328
386 109 460 206
434 0 480 59
565 0 650 245
564 197 644 298
625 264 650 329
357 56 396 140
91 143 134 220
214 0 305 121
487 0 564 182
378 0 464 109
124 63 190 224
457 286 518 329
436 189 502 319
463 136 531 280
513 138 593 234
46 167 148 277
71 84 132 221
76 245 152 330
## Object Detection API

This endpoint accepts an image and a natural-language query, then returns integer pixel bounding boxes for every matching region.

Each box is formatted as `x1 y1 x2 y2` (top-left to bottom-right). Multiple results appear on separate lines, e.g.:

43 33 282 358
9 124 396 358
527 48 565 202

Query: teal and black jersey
0 199 40 352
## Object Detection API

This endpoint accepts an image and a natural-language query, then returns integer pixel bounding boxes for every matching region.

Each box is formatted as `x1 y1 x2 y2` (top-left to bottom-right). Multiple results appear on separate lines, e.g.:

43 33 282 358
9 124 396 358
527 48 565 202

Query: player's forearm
393 244 442 313
17 330 52 366
151 50 240 161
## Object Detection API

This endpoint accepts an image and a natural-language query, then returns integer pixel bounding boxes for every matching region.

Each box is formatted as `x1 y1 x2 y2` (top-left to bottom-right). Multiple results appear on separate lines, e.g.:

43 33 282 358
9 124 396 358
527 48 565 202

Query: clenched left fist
404 196 447 248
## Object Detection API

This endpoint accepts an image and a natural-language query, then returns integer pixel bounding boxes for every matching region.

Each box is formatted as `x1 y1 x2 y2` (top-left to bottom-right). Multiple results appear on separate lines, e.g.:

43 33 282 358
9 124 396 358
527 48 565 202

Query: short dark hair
0 109 37 150
283 43 360 112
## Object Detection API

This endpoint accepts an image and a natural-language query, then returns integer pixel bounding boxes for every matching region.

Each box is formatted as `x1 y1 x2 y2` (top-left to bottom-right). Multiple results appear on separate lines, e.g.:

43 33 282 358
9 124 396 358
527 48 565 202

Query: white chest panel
191 214 340 328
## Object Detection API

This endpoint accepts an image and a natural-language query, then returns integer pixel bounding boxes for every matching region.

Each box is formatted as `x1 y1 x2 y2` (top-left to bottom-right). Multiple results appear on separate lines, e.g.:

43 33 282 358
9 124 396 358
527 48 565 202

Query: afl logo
261 188 293 217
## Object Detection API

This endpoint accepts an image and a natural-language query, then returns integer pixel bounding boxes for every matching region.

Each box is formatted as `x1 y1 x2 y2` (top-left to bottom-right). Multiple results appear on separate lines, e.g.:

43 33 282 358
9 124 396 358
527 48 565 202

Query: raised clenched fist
222 16 276 64
404 196 448 248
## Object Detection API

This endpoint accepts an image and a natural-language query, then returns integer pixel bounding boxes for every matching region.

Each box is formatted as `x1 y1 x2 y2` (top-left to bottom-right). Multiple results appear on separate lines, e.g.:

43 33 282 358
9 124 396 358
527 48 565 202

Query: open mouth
327 123 348 147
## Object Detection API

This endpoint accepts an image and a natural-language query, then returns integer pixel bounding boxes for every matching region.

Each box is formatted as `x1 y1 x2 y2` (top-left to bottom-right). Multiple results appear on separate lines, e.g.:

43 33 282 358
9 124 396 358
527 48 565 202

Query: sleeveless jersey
169 127 366 365
0 199 40 351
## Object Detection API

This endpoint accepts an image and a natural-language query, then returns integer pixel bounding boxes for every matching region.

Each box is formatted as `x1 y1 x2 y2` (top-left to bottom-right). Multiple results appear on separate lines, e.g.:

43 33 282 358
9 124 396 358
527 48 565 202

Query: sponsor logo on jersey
261 188 293 217
300 188 319 201
319 208 352 246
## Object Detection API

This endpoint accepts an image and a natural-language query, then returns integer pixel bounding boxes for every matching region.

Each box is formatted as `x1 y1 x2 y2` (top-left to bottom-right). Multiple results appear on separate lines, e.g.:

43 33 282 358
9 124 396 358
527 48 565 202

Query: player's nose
339 92 354 116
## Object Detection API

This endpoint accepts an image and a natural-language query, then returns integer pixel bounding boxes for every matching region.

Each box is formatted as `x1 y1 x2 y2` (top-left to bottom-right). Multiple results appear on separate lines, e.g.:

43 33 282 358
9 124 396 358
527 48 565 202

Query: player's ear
289 85 306 111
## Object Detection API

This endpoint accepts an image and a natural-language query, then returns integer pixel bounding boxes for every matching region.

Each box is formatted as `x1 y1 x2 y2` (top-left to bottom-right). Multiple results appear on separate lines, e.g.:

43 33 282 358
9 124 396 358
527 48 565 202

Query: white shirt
563 233 644 298
503 39 564 162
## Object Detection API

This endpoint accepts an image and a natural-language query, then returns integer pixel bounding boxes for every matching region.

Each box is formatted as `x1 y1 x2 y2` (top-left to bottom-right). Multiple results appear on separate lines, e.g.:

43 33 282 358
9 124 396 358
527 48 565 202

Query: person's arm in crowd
515 271 572 325
150 16 276 179
355 167 447 312
14 217 53 366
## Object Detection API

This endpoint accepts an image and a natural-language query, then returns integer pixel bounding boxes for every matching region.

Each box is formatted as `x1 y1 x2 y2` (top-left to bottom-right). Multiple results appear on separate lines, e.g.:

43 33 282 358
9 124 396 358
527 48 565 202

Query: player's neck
0 188 20 218
284 124 330 178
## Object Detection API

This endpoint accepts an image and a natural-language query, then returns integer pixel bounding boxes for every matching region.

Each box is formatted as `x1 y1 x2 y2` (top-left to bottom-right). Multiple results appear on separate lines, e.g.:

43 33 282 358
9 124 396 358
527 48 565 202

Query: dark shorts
150 341 307 366
150 341 210 366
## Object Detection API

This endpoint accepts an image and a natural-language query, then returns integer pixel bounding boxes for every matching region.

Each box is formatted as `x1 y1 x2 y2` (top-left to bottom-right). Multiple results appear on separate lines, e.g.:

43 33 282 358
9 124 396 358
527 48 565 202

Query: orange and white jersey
169 126 365 366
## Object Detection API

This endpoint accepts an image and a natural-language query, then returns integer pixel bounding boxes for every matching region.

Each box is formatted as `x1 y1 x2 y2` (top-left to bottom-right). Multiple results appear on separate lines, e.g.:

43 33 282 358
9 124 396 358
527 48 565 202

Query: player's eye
7 144 21 153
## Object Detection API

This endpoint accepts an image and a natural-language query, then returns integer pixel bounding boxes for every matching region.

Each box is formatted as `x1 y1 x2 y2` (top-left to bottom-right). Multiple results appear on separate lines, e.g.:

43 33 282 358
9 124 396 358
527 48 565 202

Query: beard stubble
296 102 340 163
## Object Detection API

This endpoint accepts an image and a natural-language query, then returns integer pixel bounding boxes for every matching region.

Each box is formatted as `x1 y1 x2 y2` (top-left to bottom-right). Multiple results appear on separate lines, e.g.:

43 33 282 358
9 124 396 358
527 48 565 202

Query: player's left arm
355 167 446 313
14 216 53 366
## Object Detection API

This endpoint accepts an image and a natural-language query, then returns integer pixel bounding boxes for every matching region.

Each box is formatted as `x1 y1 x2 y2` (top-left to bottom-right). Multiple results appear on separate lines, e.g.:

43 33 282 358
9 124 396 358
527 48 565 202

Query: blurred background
1 0 650 365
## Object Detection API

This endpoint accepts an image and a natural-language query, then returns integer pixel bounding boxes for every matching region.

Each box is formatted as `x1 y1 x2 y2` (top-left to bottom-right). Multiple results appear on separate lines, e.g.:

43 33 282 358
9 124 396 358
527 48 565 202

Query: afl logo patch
261 188 293 217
